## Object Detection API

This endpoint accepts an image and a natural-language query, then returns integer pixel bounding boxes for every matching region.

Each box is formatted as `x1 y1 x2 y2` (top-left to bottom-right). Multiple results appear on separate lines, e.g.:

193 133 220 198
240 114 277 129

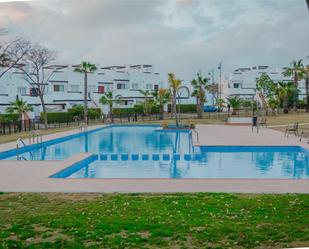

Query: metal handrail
29 130 43 145
191 129 199 143
16 138 34 160
79 123 88 132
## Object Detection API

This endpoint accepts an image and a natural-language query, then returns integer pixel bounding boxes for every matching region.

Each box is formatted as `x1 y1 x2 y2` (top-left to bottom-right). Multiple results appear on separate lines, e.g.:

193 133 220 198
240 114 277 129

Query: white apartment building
0 64 167 118
226 65 307 100
0 63 218 118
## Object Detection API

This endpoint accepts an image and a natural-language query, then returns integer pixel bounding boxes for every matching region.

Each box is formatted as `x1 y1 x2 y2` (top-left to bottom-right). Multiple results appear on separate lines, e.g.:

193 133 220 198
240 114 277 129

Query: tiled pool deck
0 124 308 193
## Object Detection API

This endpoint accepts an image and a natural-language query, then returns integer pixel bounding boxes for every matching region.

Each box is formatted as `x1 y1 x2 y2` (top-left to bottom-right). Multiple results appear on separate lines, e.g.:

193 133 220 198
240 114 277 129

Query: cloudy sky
0 0 308 81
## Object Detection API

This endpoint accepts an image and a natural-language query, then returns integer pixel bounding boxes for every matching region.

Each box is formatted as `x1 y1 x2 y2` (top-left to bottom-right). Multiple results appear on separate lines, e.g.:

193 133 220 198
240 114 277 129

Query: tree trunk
84 72 88 124
196 96 202 119
283 98 289 113
110 104 114 123
159 104 164 120
293 73 298 112
306 74 309 112
173 90 178 127
39 94 48 129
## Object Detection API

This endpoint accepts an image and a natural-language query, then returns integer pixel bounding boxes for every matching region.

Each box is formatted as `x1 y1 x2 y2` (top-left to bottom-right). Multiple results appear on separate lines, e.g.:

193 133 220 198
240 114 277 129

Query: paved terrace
0 124 308 193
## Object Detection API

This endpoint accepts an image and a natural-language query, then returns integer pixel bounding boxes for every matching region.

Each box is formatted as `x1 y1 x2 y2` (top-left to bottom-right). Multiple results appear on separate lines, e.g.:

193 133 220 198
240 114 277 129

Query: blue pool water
1 125 309 179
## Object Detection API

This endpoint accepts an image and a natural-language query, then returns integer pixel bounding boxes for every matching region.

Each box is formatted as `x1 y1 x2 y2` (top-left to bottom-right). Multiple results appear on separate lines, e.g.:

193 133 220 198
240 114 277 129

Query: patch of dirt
136 231 150 238
25 227 72 244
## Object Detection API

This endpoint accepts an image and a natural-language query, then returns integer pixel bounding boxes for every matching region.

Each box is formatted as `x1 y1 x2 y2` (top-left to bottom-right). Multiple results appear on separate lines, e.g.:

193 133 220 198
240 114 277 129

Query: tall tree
191 72 209 119
0 38 30 79
139 90 154 118
208 83 219 104
305 65 309 112
99 91 120 123
256 73 276 115
226 96 242 115
17 43 59 129
6 98 33 121
283 60 305 111
168 73 182 127
152 88 170 120
276 81 295 114
215 98 225 112
74 62 97 124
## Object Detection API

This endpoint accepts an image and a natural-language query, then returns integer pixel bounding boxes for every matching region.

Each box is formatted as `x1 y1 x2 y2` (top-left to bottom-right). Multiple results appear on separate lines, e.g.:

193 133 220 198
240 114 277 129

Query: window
70 85 79 92
17 87 27 95
98 85 105 94
146 84 152 90
154 85 159 91
132 83 138 90
53 84 64 92
233 83 240 89
30 88 39 96
117 83 126 89
105 85 113 92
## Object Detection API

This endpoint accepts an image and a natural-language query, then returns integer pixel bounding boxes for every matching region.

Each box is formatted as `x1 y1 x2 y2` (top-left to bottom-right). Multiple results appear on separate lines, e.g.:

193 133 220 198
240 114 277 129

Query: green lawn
0 193 308 249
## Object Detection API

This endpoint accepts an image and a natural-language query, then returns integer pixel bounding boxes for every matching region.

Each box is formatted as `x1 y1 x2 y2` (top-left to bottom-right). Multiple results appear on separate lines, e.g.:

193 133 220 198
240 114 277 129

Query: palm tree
191 72 209 119
139 90 153 118
74 62 97 124
168 73 182 127
282 60 305 111
304 65 309 112
99 91 120 123
6 99 33 128
152 88 171 120
267 97 279 115
226 96 242 115
215 98 225 112
276 81 295 114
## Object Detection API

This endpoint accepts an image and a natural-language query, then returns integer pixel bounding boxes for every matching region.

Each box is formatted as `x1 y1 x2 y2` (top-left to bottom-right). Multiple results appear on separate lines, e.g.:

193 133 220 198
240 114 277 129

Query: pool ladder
16 138 35 160
191 129 199 143
79 123 88 132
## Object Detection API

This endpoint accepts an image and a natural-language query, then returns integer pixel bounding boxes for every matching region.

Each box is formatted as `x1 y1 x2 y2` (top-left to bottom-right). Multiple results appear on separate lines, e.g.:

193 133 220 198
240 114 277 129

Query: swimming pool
1 125 309 179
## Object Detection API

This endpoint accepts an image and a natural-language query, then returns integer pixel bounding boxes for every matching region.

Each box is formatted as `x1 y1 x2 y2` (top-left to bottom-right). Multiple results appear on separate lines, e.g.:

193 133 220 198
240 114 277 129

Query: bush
68 106 102 120
176 104 196 113
0 113 19 123
113 105 160 116
41 112 74 123
88 108 102 119
297 99 306 109
68 105 83 117
113 107 137 116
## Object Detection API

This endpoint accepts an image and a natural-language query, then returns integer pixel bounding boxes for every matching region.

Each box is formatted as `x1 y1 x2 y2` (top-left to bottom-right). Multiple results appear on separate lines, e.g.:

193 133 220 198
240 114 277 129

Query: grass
0 193 308 249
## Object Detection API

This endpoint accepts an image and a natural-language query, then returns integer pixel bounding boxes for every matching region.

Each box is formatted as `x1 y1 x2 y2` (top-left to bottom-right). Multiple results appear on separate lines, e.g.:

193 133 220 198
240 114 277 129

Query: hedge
176 104 197 113
88 108 102 119
113 105 160 116
68 107 102 119
41 112 74 123
113 108 137 116
0 113 19 122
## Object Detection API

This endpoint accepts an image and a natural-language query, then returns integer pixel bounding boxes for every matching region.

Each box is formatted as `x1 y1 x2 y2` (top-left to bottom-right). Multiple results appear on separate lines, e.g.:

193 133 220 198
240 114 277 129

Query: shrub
113 105 160 116
41 112 74 123
0 113 19 123
113 108 137 116
88 108 102 119
68 106 102 120
297 99 306 109
176 104 197 113
68 105 83 117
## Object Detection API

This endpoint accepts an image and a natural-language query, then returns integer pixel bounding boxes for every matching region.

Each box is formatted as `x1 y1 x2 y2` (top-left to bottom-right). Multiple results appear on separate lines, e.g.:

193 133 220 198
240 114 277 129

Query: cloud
0 0 308 81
